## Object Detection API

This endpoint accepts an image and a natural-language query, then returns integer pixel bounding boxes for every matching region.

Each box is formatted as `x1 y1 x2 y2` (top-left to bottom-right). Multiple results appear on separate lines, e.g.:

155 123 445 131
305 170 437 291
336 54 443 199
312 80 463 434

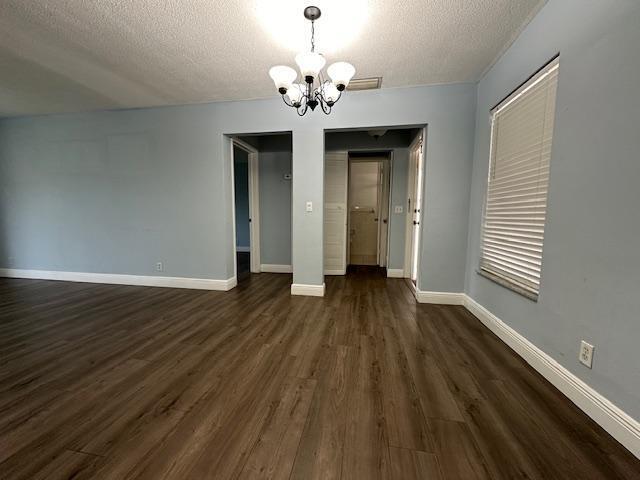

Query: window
479 57 559 300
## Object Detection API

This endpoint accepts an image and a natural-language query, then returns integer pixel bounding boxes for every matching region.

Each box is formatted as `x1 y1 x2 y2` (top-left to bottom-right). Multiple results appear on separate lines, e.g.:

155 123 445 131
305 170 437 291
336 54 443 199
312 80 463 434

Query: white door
409 135 423 284
410 142 424 283
324 151 348 275
377 158 391 267
349 160 380 266
248 151 260 273
404 132 425 284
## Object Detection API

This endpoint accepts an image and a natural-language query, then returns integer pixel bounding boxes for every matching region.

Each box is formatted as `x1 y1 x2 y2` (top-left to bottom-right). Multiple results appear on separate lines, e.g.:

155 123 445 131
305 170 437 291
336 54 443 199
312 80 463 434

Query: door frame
404 129 426 286
232 138 260 274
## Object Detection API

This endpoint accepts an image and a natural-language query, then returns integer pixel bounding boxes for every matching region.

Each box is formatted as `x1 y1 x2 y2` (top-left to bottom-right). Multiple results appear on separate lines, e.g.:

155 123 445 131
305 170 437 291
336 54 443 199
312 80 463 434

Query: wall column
291 127 325 296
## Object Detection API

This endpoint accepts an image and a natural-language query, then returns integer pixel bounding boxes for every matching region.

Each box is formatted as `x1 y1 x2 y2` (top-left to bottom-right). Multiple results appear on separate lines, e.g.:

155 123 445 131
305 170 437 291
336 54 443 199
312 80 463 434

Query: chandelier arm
316 91 331 115
281 94 294 108
297 103 308 116
319 100 331 115
314 87 324 104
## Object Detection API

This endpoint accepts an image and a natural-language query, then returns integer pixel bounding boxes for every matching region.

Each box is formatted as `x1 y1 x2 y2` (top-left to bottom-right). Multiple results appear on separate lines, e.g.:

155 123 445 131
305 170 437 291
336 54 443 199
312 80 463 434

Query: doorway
323 126 425 279
348 155 391 267
230 133 293 285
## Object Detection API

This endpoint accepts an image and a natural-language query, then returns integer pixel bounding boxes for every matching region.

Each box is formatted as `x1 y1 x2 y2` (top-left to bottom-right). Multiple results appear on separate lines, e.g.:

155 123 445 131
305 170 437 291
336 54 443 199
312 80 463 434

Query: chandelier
268 6 356 116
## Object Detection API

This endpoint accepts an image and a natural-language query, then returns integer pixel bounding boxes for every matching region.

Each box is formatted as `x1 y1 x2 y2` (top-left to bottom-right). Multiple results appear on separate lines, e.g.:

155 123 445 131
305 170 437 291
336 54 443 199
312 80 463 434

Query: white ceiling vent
346 77 382 91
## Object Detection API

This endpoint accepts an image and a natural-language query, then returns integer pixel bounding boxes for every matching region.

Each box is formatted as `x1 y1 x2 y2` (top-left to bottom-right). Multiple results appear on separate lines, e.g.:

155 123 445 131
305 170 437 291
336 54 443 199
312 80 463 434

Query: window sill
476 268 539 302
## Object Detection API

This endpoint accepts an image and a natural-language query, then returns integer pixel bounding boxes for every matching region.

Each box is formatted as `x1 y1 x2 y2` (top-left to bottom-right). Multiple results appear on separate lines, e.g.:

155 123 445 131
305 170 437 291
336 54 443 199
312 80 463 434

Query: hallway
0 271 637 479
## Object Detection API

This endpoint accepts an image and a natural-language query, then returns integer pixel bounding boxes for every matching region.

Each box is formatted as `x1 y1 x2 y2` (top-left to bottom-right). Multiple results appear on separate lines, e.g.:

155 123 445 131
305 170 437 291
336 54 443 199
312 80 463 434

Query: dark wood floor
0 269 638 479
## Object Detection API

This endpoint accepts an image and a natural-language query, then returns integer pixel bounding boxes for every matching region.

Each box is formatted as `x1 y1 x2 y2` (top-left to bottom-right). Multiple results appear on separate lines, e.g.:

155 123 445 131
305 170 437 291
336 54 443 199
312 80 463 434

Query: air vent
346 77 382 91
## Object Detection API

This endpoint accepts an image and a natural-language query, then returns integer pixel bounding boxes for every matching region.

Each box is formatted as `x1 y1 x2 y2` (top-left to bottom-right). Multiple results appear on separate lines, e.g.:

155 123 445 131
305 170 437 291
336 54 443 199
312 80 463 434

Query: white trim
324 269 346 275
260 264 293 273
291 283 325 297
386 268 405 278
236 246 250 253
0 268 237 291
229 139 238 282
232 137 258 154
414 289 465 305
463 295 640 459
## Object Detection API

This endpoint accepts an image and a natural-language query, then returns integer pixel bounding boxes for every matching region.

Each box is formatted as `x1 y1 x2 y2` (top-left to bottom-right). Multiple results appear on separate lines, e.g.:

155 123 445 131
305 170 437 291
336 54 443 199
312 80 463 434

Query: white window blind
480 58 559 299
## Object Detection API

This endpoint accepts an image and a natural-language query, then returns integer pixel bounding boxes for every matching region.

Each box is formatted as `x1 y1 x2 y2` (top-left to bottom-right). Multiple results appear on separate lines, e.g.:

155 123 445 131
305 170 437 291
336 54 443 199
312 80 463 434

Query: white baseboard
291 283 325 297
260 264 292 274
415 289 465 305
324 269 345 275
387 268 405 278
0 268 237 291
236 246 250 253
463 295 640 459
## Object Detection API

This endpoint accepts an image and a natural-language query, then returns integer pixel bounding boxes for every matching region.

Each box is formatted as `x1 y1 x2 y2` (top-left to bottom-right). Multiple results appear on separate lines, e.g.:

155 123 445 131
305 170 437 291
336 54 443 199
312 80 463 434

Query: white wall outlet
394 205 403 214
579 340 594 368
306 201 313 212
156 262 164 272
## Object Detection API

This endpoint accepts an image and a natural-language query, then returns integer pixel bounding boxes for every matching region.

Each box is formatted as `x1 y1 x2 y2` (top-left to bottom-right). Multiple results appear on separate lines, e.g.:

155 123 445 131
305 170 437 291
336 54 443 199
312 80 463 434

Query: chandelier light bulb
269 65 297 93
327 62 356 90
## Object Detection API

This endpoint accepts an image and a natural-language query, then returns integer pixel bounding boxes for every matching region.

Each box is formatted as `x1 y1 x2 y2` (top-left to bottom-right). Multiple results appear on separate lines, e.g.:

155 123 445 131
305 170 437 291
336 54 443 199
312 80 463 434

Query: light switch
394 205 403 214
306 201 313 212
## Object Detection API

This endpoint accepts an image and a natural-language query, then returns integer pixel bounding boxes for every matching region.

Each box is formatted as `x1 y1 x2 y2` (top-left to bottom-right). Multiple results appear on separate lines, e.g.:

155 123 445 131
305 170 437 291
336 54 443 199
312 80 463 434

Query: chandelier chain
311 20 315 52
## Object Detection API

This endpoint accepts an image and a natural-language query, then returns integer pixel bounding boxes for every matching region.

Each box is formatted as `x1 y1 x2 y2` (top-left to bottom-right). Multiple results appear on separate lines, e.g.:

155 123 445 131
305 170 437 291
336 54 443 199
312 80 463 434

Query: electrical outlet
579 340 594 368
394 205 403 214
156 262 164 272
306 201 313 212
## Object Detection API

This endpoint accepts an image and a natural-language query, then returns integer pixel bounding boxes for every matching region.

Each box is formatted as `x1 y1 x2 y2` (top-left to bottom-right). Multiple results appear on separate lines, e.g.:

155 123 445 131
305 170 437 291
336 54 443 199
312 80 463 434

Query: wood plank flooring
0 268 638 479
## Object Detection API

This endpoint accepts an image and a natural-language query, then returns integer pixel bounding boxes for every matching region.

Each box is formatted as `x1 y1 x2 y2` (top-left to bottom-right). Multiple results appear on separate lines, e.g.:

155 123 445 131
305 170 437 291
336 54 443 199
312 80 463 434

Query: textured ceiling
0 0 545 116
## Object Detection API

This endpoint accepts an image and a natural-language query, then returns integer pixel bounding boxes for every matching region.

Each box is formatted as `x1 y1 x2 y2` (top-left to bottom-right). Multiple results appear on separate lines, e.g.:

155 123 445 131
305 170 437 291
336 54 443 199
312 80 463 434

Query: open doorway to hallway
323 126 426 281
231 133 293 284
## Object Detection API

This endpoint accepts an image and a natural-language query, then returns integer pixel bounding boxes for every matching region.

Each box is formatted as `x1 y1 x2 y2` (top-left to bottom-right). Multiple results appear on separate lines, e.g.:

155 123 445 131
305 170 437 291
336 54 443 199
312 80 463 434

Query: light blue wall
465 0 640 418
259 149 292 265
0 82 477 290
389 148 409 270
0 108 229 278
233 146 249 249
